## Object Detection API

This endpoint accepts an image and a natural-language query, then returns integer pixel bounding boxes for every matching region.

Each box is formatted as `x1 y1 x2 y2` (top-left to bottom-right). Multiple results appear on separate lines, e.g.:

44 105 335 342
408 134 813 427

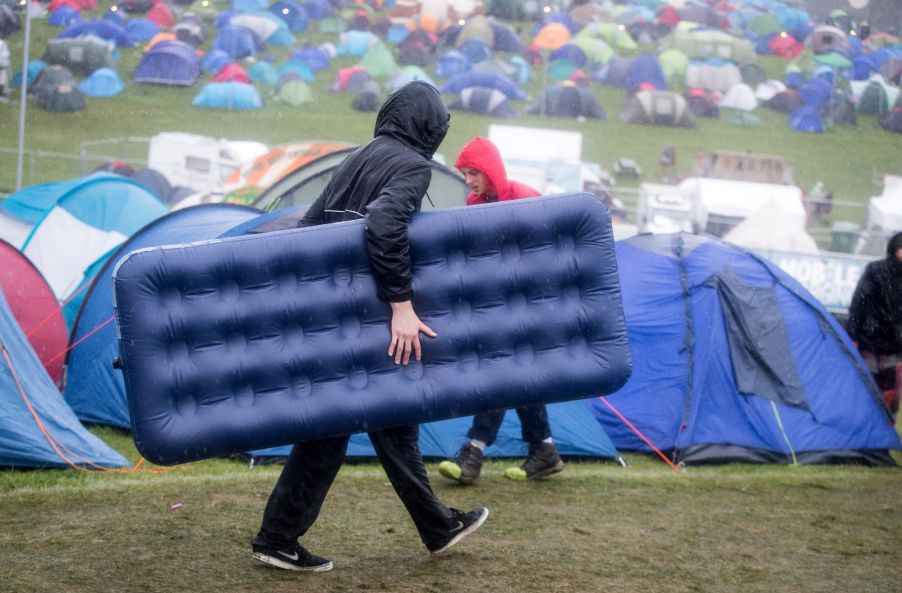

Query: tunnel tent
592 233 902 466
63 204 261 429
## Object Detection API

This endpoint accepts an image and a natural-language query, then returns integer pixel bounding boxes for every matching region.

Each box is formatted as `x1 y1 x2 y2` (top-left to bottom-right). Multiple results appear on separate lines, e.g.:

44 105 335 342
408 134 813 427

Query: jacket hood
454 136 509 198
374 81 450 160
887 231 902 260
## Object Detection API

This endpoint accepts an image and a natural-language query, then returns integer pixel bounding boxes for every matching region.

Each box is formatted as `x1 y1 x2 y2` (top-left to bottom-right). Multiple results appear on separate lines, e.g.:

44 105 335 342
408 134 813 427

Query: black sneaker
429 507 490 554
505 442 565 481
252 542 333 572
437 443 484 484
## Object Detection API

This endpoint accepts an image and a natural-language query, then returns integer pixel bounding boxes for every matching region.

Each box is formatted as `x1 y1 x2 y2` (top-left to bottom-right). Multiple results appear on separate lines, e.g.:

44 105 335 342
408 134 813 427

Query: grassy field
1 14 901 225
2 12 902 593
1 428 902 593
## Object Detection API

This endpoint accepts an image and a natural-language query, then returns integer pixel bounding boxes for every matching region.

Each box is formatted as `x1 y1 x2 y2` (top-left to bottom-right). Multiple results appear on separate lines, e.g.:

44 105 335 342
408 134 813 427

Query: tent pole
15 0 33 192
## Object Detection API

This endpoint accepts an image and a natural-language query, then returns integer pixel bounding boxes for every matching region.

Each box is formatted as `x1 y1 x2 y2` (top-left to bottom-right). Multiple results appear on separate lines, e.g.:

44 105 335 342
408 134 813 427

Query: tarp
64 205 261 428
21 173 169 300
592 233 902 466
0 287 129 469
0 240 67 384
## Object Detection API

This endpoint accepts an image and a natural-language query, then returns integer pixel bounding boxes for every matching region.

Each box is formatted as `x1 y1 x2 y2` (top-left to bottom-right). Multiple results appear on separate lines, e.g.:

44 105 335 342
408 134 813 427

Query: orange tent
223 142 353 204
533 23 571 51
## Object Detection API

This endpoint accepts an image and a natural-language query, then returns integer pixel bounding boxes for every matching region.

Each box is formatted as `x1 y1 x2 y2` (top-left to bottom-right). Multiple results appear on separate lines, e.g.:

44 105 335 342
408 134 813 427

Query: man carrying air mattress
251 81 488 572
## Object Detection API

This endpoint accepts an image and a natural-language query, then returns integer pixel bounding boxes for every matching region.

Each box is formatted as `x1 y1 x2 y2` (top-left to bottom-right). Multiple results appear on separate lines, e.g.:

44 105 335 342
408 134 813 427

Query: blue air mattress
113 193 631 465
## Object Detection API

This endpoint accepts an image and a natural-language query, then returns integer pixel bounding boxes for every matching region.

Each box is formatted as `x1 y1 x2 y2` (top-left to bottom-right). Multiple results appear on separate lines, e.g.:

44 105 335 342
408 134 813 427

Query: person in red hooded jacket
437 137 565 485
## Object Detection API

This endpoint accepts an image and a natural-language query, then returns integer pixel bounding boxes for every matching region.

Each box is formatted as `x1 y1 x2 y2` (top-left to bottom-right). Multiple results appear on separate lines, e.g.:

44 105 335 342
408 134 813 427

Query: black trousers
467 404 551 447
254 424 455 551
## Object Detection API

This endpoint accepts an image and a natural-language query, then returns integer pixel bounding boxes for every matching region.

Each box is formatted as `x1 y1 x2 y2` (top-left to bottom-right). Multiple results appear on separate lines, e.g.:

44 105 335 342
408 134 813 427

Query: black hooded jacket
846 231 902 355
298 81 450 302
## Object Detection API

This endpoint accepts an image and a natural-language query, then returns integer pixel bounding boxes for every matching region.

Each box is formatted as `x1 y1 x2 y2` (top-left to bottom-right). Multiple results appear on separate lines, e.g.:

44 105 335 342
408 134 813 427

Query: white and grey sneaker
252 542 333 572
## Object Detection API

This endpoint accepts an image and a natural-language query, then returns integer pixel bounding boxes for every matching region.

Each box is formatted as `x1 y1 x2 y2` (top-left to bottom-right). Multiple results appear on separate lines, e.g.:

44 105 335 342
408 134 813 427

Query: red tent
146 2 174 29
769 33 803 59
0 240 67 385
213 63 250 83
657 5 680 27
50 0 97 11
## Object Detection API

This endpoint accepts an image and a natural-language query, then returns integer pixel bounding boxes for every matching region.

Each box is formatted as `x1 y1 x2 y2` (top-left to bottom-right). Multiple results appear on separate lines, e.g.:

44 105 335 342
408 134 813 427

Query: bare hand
388 300 437 365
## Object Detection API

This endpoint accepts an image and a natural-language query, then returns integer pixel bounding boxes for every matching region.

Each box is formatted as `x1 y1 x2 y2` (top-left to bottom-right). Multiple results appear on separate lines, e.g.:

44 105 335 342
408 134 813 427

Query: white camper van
147 132 268 193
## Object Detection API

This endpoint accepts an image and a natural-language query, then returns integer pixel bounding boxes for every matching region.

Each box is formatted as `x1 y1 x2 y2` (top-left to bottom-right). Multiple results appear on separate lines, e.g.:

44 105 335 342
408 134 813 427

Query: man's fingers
388 335 398 357
420 322 437 338
413 337 422 362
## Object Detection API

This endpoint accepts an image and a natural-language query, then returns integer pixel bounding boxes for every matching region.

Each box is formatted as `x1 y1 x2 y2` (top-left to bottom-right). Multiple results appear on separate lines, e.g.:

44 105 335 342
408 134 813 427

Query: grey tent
621 90 696 127
42 36 116 77
450 86 517 119
739 62 768 88
30 64 76 97
173 14 206 47
0 4 20 38
527 84 607 119
806 25 848 54
36 81 85 112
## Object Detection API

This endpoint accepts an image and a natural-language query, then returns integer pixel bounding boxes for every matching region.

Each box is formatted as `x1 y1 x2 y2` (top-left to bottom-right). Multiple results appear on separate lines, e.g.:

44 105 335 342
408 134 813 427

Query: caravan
147 132 268 193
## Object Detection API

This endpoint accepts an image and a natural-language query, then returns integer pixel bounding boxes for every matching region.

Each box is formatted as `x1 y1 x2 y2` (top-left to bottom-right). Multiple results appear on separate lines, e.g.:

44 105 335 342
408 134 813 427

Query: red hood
454 137 510 200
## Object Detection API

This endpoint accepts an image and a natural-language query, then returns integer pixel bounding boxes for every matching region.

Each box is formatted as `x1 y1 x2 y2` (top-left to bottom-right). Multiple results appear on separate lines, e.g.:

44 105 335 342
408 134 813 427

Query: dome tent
63 205 260 428
592 233 902 466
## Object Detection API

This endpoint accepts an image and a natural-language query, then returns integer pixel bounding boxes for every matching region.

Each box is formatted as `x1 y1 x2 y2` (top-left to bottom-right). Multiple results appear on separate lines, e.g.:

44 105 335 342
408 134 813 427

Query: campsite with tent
1 0 902 591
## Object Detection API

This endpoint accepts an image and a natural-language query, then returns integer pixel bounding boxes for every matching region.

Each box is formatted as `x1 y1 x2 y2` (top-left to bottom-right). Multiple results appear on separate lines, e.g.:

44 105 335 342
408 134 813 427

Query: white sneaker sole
430 508 490 554
253 552 334 572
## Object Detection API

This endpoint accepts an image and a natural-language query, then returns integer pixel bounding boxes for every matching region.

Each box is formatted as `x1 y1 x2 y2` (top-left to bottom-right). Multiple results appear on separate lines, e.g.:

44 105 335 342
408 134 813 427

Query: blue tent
247 61 278 85
58 20 137 48
277 59 315 82
270 1 309 33
251 399 621 461
790 105 825 133
592 233 901 466
0 177 83 224
798 77 832 108
625 54 667 93
79 67 125 97
457 38 492 64
135 40 200 86
436 50 470 78
550 43 587 67
193 82 264 109
48 6 82 28
213 26 265 59
489 20 524 53
300 0 332 20
232 0 267 12
64 205 261 429
290 46 330 70
441 71 526 100
0 288 129 469
125 18 161 41
20 173 168 311
202 49 231 74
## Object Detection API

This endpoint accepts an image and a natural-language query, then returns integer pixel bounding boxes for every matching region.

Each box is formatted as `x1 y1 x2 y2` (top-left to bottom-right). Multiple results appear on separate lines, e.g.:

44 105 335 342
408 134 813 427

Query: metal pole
15 0 33 191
